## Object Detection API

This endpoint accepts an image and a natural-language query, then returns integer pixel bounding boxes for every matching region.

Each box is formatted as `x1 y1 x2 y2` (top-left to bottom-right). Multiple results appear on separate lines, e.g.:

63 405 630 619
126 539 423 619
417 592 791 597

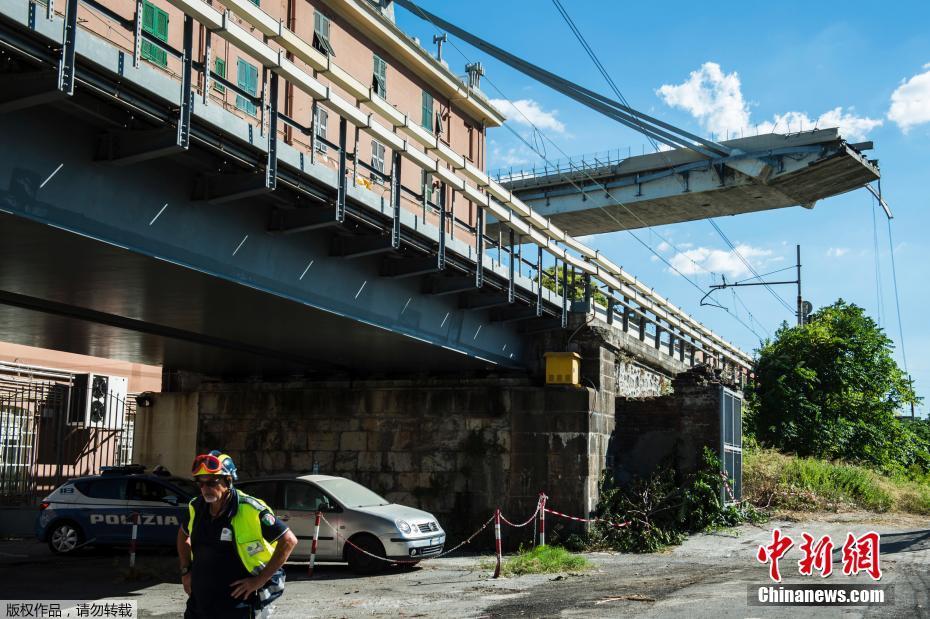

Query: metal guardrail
490 148 631 185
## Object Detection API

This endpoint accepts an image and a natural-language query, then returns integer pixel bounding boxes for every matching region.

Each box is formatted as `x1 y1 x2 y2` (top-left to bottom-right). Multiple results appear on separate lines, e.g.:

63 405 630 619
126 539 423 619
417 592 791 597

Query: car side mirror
162 495 179 506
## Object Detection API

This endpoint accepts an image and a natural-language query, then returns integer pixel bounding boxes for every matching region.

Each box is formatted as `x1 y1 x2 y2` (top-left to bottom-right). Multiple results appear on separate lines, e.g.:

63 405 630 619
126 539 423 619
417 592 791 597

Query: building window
140 1 168 68
236 59 259 116
314 106 328 154
212 57 226 93
422 170 436 206
313 12 335 56
371 140 386 185
249 0 259 5
421 91 433 133
372 54 387 99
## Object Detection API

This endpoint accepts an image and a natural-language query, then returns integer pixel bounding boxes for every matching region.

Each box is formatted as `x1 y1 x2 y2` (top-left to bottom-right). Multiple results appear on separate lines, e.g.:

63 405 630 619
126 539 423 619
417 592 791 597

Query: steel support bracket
265 73 278 190
536 246 543 317
336 117 348 223
177 15 194 150
475 207 484 288
390 151 402 250
507 229 515 304
437 182 447 271
57 0 79 95
132 0 143 68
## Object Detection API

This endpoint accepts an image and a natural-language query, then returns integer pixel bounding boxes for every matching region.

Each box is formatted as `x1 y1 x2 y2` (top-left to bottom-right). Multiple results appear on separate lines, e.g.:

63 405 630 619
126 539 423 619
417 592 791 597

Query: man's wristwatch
180 565 192 576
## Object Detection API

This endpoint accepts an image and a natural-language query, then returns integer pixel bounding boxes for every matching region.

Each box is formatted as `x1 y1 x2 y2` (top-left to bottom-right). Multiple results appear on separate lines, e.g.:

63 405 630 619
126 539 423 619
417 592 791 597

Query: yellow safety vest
188 489 277 575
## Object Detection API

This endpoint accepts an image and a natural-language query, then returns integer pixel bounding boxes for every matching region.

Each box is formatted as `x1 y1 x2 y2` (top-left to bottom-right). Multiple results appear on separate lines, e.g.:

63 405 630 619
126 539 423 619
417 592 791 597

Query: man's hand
230 575 266 600
181 572 192 596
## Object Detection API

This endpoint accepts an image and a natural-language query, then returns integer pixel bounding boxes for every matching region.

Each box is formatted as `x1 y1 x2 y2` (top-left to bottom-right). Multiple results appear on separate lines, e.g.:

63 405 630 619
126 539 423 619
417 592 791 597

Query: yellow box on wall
544 352 581 386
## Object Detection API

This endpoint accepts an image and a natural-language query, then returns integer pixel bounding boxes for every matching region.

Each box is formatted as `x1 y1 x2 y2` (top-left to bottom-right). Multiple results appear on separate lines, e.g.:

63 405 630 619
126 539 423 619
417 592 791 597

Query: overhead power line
397 1 766 341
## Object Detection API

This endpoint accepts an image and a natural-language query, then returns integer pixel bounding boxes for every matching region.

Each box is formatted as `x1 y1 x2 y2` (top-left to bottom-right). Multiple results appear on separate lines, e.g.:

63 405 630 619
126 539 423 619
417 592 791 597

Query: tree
746 300 920 471
538 265 609 307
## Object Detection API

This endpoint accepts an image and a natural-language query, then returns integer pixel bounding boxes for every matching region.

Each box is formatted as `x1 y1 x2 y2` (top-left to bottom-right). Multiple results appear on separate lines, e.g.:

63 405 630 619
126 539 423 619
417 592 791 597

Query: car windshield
168 478 198 498
316 478 389 508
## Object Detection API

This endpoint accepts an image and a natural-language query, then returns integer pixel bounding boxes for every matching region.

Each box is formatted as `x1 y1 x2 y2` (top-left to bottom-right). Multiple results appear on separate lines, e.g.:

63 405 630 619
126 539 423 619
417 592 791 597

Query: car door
73 477 129 543
125 478 183 544
280 481 339 560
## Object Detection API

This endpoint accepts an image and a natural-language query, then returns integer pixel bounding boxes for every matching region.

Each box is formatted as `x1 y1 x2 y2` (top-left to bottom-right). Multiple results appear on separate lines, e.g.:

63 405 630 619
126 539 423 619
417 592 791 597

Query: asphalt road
2 512 928 618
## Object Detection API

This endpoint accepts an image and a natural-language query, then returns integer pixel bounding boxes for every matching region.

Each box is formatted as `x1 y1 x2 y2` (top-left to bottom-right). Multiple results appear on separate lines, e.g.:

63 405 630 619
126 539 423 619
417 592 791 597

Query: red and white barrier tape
544 507 630 529
319 512 496 566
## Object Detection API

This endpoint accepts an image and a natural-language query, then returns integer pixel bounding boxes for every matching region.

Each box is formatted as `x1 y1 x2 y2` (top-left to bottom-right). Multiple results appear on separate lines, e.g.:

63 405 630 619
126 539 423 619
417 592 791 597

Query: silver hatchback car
236 474 445 573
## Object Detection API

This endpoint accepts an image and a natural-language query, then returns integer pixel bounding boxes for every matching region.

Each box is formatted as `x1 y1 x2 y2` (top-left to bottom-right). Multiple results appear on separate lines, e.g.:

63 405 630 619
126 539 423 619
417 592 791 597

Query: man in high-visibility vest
178 452 298 618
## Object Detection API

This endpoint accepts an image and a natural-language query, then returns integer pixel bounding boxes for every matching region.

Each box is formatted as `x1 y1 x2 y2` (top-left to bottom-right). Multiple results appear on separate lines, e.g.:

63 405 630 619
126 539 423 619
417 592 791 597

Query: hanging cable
398 2 764 342
549 0 778 328
871 197 885 327
885 218 909 375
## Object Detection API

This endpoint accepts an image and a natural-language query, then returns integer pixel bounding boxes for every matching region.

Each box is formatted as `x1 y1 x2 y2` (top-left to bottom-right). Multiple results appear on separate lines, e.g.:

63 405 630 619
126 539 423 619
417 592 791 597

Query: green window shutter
373 55 386 98
213 58 226 93
140 2 168 68
236 60 258 116
421 91 433 132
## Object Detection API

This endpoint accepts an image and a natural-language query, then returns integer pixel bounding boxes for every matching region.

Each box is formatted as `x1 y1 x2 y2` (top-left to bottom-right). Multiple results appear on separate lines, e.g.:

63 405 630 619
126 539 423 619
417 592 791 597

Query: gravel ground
2 511 928 618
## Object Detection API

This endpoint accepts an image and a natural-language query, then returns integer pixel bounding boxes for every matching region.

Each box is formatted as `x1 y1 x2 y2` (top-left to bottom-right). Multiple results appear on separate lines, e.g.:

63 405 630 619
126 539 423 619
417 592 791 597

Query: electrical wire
400 2 763 342
551 0 791 326
885 217 909 376
871 197 885 327
707 219 795 314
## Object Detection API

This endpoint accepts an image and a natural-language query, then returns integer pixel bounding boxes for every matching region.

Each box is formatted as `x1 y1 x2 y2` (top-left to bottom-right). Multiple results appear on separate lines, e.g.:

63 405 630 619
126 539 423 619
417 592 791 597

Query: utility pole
701 244 808 326
796 244 802 326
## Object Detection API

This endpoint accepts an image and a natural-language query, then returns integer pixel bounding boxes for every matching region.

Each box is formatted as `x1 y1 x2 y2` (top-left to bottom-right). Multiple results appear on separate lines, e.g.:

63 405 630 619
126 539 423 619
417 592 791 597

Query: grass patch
482 545 591 576
744 447 930 515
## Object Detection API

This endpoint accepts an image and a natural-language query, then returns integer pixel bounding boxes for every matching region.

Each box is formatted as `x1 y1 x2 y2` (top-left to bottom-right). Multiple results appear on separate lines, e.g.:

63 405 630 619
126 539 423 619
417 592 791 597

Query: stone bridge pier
134 314 740 545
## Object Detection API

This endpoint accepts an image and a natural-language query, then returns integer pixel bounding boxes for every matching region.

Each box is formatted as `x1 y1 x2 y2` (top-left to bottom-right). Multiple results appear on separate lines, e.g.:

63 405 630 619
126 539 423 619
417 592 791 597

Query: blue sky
396 1 930 415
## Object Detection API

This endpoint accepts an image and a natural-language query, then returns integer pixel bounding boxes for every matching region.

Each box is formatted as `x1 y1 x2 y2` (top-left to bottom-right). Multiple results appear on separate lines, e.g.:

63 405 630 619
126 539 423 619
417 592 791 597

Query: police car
36 465 197 554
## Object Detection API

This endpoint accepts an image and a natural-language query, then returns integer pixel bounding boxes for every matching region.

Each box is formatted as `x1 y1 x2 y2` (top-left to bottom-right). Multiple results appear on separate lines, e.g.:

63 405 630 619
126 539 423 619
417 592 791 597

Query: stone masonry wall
609 366 724 486
191 379 611 544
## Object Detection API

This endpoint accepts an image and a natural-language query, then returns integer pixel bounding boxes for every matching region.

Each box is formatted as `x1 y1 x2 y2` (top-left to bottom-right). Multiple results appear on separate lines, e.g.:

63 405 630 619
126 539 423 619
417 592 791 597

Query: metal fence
720 386 743 504
0 372 135 505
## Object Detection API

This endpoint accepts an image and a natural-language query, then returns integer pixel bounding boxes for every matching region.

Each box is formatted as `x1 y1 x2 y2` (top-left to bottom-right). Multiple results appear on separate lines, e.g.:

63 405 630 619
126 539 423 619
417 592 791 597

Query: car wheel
48 521 84 554
346 534 386 575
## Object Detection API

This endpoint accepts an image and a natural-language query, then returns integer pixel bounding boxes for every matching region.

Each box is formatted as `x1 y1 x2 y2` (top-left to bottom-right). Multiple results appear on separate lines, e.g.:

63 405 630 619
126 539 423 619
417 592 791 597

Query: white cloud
657 62 882 141
668 243 774 279
826 247 849 258
489 98 566 133
657 241 671 253
489 143 534 168
888 63 930 133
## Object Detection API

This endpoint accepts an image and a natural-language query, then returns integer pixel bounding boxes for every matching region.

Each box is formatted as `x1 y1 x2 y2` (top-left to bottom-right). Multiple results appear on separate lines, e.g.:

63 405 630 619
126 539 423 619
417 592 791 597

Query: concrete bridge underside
0 102 549 376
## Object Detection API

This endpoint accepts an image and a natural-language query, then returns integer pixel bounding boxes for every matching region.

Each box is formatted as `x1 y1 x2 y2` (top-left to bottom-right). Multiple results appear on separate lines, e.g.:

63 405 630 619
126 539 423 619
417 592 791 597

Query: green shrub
586 448 763 553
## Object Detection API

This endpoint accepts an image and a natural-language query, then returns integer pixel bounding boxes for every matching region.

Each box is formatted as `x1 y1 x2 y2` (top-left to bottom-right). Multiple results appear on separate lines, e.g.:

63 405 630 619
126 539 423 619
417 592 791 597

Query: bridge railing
490 148 631 186
13 0 753 373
